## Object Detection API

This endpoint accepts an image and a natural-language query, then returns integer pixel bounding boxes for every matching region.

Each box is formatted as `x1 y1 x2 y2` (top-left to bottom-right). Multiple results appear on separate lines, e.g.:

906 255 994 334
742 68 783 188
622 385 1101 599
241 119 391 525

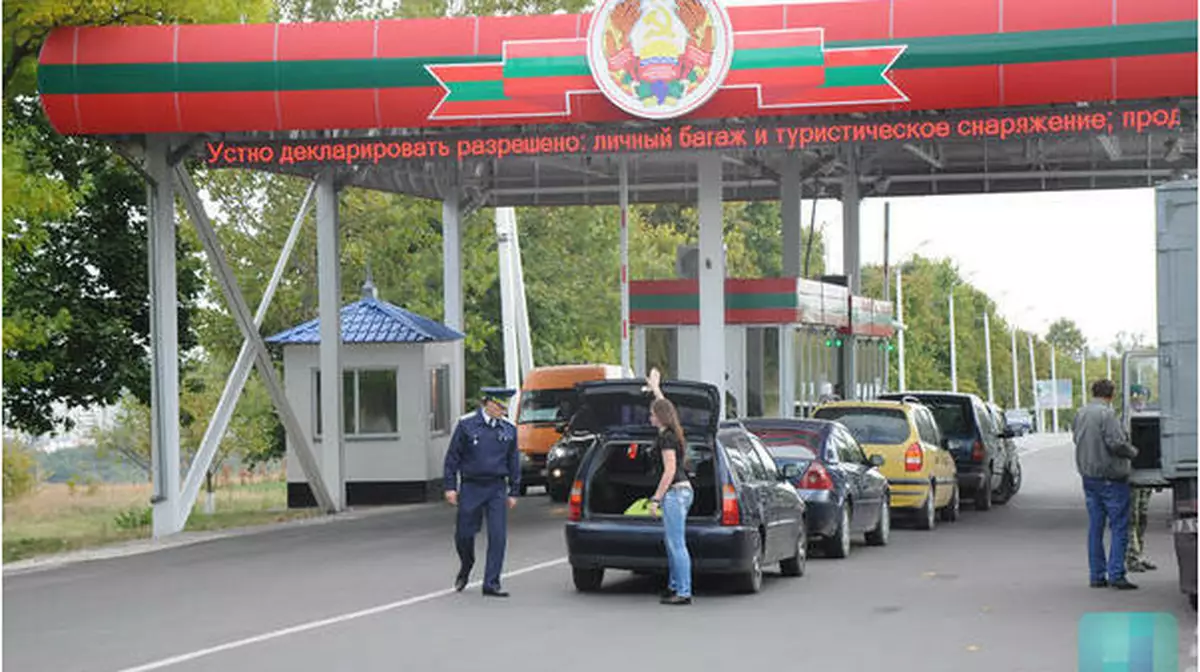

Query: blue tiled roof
266 297 463 345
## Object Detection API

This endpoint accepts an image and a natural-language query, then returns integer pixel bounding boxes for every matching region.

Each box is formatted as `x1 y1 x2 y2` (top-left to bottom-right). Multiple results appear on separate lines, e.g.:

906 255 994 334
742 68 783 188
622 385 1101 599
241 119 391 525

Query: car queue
519 369 1024 596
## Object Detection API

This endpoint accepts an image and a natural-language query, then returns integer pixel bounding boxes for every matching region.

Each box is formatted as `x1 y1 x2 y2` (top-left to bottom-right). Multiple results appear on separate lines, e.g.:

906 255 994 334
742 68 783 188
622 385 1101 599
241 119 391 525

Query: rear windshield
813 408 910 444
921 400 975 436
747 428 821 461
517 389 576 424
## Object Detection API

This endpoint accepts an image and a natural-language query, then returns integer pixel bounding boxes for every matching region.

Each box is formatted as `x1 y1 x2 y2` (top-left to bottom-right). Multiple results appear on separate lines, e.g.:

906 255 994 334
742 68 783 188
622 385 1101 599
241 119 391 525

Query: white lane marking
113 556 568 672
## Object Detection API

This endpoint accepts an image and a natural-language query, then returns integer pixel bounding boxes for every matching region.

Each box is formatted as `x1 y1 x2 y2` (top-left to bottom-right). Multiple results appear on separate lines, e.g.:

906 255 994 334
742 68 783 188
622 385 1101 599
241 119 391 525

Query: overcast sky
805 188 1159 351
713 0 1160 351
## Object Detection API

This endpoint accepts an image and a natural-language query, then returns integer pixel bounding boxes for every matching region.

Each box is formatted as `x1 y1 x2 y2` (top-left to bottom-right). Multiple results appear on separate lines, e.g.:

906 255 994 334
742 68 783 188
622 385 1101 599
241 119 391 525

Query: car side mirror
780 463 802 480
867 454 885 468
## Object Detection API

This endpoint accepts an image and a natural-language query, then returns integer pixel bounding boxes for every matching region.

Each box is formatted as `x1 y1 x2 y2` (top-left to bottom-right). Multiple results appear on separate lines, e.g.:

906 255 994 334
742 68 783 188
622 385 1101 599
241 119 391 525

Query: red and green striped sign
630 277 895 337
425 28 903 120
35 0 1197 135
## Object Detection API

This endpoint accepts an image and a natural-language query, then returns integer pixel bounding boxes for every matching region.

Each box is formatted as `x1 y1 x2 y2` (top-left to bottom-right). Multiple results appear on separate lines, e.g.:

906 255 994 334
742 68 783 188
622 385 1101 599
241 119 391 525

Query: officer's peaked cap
481 387 517 402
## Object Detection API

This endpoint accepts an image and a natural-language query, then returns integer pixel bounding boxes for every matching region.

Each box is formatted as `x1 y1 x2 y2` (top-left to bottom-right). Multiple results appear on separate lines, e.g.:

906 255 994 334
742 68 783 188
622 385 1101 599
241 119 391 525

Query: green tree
3 0 270 436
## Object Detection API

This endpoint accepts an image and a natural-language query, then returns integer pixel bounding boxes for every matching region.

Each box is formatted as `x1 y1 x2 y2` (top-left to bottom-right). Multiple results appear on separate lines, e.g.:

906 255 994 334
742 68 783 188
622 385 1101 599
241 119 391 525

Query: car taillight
568 480 583 521
971 440 985 461
721 483 740 526
905 443 923 472
801 462 834 490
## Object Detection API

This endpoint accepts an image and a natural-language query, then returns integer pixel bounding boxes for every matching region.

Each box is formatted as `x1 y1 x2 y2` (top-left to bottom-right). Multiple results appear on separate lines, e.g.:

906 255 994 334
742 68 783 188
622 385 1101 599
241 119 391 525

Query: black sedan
742 418 891 558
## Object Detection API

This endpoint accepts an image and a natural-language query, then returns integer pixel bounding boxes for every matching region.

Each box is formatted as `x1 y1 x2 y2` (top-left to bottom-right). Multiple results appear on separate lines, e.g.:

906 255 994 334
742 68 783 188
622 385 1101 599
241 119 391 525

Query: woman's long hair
651 398 688 471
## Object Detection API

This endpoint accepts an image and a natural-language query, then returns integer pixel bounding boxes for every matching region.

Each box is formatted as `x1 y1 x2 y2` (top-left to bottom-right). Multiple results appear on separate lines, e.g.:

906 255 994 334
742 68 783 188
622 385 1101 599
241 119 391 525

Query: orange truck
514 364 626 495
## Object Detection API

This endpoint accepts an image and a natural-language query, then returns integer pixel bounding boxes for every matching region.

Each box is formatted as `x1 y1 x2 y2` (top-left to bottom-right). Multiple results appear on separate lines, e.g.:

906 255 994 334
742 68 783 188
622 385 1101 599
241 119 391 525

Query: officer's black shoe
454 575 468 592
1090 579 1108 588
482 588 510 597
660 595 691 605
1111 578 1139 590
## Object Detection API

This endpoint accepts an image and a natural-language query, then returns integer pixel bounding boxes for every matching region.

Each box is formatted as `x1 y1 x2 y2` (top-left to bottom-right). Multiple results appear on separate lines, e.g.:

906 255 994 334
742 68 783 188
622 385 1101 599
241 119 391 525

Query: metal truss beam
176 178 319 523
173 165 338 513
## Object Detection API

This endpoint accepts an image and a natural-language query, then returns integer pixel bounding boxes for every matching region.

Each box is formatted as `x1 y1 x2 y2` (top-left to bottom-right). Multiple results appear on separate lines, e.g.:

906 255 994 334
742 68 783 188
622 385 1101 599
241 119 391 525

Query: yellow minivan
514 364 626 496
812 400 959 529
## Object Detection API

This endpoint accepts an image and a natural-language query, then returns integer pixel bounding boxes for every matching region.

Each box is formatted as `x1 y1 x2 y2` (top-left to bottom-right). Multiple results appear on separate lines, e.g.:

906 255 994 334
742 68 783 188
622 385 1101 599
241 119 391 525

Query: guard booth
631 277 895 420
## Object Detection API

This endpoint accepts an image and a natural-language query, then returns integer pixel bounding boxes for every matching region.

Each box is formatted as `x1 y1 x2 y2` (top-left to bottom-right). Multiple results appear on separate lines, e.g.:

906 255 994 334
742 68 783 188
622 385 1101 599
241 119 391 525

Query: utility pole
1050 344 1059 433
883 203 890 392
983 310 994 403
1080 348 1087 407
1011 328 1020 409
1028 333 1039 430
897 267 906 392
949 291 958 392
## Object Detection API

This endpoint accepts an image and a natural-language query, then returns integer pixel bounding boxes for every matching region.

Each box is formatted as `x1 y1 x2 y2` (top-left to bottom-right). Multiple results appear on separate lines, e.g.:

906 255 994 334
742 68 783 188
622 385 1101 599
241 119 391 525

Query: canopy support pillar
316 171 345 510
698 154 726 417
442 190 466 428
146 137 183 538
781 157 803 278
842 150 861 400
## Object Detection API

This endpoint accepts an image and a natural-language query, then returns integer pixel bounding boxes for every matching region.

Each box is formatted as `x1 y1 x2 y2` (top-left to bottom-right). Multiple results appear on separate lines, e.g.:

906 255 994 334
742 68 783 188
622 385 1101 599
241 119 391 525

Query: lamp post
1050 344 1060 433
891 238 928 394
949 291 957 392
983 310 994 403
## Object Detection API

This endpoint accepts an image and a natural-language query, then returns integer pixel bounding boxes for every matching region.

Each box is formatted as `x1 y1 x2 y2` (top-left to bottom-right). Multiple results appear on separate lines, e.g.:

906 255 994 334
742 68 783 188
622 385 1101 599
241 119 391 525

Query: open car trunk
573 379 723 520
584 437 721 520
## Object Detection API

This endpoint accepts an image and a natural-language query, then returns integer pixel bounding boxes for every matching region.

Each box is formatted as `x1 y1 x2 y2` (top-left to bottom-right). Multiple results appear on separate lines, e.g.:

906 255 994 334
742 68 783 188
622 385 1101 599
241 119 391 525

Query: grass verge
3 480 319 563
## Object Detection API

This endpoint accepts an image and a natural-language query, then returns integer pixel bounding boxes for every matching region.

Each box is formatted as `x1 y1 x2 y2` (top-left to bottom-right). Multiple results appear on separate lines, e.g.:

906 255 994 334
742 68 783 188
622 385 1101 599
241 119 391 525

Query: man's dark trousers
456 478 508 591
1083 476 1132 582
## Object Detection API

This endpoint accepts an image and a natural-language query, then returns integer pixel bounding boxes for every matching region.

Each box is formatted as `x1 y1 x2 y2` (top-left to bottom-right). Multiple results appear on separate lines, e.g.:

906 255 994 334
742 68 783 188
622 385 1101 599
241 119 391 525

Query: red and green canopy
37 0 1197 135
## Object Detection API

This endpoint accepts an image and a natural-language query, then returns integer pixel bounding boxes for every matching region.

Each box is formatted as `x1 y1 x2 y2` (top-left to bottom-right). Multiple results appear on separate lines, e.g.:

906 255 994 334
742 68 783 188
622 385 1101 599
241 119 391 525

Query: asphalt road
5 433 1196 672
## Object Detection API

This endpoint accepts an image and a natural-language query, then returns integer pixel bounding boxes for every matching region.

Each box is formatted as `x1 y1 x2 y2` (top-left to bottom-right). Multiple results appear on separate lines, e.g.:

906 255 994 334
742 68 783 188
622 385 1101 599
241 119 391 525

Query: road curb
3 502 441 577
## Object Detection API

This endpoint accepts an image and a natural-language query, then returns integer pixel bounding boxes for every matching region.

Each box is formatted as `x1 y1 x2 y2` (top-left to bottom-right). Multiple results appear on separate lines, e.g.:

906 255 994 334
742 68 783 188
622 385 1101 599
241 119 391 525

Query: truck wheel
572 567 604 592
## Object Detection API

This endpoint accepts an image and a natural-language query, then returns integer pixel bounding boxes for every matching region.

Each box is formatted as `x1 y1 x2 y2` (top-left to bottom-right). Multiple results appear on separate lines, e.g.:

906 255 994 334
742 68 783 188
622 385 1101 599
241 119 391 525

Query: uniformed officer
1126 487 1157 572
444 387 521 597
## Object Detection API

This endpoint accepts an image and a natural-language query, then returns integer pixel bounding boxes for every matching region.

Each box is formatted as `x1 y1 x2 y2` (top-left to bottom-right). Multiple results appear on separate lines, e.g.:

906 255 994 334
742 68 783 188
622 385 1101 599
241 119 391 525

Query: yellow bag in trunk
624 497 660 517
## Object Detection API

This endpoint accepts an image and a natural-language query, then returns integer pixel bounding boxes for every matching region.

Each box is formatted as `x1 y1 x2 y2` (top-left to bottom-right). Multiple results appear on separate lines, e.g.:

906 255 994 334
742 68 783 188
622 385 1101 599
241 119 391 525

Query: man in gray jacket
1073 379 1139 590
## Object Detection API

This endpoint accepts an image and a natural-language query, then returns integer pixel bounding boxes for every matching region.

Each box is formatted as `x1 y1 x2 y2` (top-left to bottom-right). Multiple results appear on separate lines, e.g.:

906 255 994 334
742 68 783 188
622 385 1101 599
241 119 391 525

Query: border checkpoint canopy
36 0 1197 135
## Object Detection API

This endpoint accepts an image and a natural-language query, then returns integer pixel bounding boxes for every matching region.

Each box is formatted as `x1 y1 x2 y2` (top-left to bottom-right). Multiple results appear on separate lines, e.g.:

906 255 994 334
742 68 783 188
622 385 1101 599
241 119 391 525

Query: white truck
1125 178 1197 610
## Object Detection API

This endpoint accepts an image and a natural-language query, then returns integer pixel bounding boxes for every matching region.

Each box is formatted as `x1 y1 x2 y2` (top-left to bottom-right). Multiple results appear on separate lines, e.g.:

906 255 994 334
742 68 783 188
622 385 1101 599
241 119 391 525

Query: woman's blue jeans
663 485 694 597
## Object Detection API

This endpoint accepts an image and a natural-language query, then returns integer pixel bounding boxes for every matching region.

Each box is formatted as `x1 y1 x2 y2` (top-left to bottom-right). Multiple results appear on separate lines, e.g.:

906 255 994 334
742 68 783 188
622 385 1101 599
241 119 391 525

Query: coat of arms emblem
587 0 733 120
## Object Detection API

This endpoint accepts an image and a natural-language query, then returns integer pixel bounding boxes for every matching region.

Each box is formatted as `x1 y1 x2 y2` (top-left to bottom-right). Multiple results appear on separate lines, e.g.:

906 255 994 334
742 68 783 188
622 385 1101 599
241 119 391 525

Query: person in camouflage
1126 487 1157 572
1125 385 1156 573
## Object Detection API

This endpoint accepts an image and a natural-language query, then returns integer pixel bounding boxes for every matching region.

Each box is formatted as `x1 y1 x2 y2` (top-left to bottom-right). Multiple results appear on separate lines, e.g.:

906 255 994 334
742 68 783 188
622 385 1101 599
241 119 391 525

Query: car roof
815 400 921 413
880 391 978 401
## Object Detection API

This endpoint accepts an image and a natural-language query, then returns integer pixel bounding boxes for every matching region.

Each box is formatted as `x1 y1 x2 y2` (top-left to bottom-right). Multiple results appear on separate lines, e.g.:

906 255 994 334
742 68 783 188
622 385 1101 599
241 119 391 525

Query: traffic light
825 337 843 348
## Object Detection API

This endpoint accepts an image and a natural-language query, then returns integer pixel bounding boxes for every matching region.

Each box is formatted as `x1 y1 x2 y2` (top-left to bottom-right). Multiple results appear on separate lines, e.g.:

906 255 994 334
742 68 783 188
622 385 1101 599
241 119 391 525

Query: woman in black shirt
646 369 693 605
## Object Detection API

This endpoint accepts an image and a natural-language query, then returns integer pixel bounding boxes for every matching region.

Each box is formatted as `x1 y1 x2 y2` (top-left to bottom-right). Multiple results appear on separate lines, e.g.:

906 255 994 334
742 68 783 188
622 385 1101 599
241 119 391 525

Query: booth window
430 365 451 434
314 369 398 437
